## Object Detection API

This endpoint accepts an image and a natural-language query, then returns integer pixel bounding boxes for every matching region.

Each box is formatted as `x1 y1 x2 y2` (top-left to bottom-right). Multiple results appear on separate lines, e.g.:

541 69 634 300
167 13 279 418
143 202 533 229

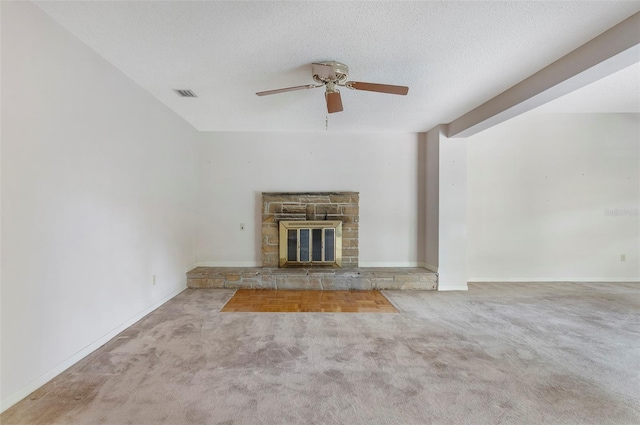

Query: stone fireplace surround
261 192 359 268
186 191 437 290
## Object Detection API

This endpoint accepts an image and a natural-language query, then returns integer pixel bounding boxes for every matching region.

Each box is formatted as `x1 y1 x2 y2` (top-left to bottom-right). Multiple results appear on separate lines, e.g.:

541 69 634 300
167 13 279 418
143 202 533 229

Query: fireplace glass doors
279 221 342 267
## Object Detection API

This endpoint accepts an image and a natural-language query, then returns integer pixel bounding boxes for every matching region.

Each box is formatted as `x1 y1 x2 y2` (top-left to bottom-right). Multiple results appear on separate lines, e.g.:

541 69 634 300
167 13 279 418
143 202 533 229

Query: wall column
424 126 468 290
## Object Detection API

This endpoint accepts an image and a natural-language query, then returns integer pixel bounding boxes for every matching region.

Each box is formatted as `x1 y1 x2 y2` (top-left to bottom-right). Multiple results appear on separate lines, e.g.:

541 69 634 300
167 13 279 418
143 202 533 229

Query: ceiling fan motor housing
313 61 349 84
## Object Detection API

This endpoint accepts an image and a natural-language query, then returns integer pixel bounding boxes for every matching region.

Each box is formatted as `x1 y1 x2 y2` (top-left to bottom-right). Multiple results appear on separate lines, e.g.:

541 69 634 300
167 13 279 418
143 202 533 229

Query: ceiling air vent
173 89 197 98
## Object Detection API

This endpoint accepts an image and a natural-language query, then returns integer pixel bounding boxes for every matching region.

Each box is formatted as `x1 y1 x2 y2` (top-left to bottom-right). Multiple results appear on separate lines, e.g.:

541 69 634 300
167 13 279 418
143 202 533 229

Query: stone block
188 278 225 289
242 278 261 287
186 271 206 279
342 229 358 239
342 258 358 268
341 215 359 224
299 196 331 204
371 278 395 289
305 204 315 220
270 194 337 204
224 280 249 289
253 276 276 289
393 274 430 282
187 278 206 288
208 278 226 288
342 248 359 257
263 253 278 267
262 215 275 223
262 244 278 253
263 226 278 237
343 238 359 248
400 281 438 290
378 280 407 290
276 276 321 290
322 277 372 290
275 275 306 288
328 194 357 203
333 270 362 278
308 277 324 290
274 214 306 221
263 195 295 203
307 269 337 277
340 206 359 215
315 204 340 215
269 267 305 275
282 204 306 214
268 203 282 213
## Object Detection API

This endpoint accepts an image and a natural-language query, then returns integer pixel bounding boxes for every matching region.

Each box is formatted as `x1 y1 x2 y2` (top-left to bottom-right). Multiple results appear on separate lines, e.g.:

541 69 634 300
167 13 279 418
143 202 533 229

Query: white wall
196 132 422 267
467 113 640 281
1 1 199 410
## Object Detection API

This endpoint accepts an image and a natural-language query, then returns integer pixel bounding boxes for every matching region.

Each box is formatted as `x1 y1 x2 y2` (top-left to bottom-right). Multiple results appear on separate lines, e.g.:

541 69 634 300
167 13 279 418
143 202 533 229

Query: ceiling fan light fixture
312 61 349 84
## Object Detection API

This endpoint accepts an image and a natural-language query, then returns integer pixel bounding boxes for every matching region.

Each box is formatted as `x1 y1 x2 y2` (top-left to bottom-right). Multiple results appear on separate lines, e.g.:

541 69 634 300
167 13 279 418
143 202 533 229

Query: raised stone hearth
187 267 438 290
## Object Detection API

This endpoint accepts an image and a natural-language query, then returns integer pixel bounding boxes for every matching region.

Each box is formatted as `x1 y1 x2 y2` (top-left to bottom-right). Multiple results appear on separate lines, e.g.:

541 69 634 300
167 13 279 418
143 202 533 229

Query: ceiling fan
256 61 409 114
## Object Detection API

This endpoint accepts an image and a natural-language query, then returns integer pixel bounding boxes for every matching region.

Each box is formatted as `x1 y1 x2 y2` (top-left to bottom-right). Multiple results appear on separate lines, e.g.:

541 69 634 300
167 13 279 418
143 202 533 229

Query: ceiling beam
446 12 640 138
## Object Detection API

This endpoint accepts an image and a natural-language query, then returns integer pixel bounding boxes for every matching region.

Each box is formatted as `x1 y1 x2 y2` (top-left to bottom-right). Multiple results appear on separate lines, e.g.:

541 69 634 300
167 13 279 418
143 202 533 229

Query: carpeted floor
2 282 639 425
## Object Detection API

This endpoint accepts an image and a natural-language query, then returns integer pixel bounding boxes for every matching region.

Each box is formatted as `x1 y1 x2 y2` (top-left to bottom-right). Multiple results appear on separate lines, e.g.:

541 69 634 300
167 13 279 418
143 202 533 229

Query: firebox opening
279 221 342 267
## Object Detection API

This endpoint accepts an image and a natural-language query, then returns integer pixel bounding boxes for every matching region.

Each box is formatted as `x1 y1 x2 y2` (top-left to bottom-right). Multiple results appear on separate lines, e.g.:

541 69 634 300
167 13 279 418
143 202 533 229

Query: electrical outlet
153 275 156 285
621 254 626 262
240 223 245 231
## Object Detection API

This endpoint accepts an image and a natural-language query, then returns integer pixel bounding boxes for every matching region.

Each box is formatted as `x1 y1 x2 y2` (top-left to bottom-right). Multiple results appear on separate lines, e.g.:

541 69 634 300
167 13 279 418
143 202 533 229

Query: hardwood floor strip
221 289 398 313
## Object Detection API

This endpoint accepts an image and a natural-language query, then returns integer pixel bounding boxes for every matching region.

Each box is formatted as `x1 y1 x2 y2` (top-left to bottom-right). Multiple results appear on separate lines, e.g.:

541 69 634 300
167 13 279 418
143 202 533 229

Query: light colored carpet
2 282 639 424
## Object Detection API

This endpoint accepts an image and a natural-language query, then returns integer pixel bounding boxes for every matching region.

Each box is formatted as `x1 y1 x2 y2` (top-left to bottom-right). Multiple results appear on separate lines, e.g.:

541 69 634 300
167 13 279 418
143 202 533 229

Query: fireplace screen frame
279 221 342 268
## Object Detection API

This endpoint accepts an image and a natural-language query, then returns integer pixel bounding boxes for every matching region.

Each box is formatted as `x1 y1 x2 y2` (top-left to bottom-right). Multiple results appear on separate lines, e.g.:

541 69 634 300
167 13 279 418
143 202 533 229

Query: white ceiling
35 1 640 132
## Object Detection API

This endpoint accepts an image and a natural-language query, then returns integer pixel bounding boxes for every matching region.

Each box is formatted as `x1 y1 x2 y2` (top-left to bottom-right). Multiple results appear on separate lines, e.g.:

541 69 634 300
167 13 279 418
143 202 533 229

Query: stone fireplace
187 190 437 290
262 192 359 268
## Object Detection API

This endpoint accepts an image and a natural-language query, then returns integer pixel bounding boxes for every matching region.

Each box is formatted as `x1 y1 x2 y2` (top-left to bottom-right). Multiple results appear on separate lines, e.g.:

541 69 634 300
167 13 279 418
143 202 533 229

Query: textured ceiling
35 1 640 132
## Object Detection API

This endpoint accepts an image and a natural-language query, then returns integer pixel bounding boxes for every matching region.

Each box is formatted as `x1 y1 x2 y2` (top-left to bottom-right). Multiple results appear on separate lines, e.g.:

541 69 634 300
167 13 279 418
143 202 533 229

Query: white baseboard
0 286 185 413
358 261 424 268
467 278 640 283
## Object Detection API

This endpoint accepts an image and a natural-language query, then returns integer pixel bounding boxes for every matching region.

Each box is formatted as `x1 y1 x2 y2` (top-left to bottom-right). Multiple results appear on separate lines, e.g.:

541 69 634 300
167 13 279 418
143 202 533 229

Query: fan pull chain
325 115 329 130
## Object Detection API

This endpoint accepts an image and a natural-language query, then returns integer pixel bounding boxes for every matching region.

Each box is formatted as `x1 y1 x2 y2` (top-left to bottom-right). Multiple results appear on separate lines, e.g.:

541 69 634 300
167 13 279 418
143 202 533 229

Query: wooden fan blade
349 81 409 95
312 63 336 80
256 84 318 96
325 91 343 114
